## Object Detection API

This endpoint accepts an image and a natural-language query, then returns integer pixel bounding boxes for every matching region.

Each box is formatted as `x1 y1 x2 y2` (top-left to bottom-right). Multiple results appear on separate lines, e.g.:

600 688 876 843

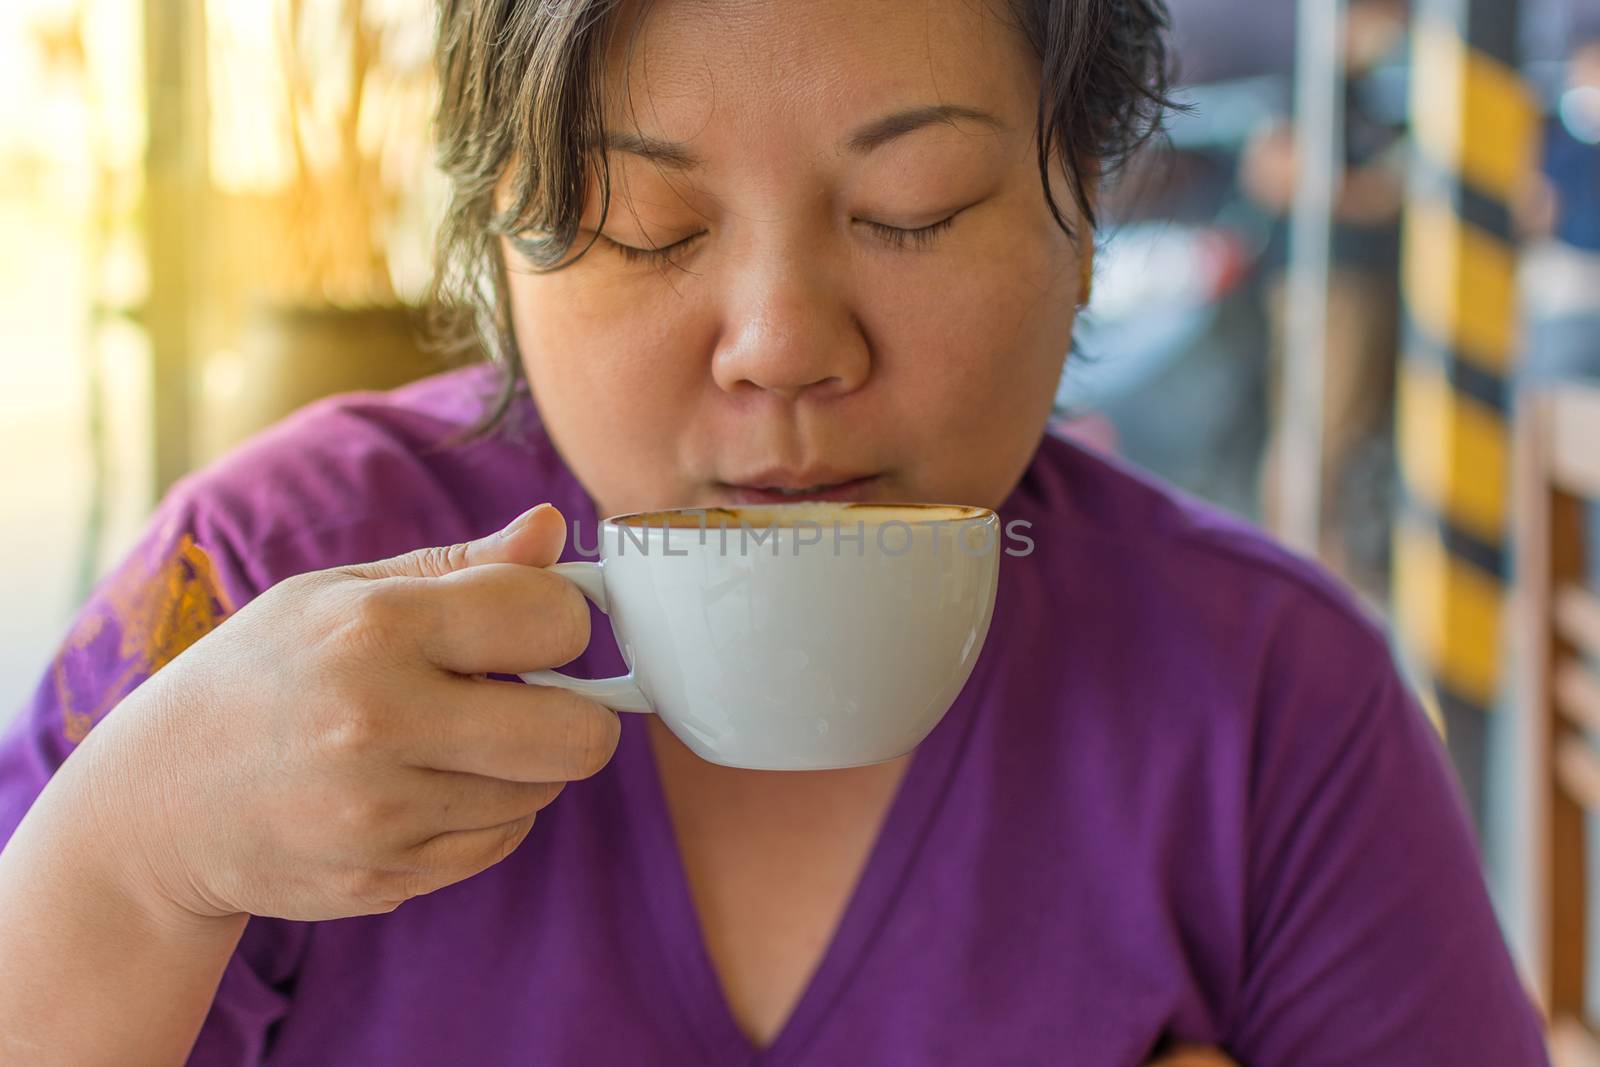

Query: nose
710 254 871 402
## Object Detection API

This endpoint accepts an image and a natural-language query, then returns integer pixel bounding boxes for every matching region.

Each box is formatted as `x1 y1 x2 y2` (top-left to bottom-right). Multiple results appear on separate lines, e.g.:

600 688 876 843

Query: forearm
0 753 246 1066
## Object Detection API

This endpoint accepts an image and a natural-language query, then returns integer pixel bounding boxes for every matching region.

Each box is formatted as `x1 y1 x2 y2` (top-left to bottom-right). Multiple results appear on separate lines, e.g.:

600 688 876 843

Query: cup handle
519 562 654 713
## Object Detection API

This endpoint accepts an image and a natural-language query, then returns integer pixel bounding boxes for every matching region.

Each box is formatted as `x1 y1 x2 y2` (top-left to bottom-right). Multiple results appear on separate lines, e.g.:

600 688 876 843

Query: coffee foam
613 502 989 529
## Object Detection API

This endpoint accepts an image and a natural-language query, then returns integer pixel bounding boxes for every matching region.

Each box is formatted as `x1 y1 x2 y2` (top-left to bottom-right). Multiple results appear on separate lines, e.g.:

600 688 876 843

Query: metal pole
143 0 209 494
1279 0 1347 554
1395 0 1535 820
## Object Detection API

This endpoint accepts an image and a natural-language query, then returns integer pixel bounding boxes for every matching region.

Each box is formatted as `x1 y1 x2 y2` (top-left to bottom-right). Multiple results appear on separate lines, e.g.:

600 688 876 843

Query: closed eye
857 212 960 251
555 209 964 266
600 231 705 265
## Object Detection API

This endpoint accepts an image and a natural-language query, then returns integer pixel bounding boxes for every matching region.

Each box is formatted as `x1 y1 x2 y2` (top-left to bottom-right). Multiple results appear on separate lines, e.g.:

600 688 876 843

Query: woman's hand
67 502 616 923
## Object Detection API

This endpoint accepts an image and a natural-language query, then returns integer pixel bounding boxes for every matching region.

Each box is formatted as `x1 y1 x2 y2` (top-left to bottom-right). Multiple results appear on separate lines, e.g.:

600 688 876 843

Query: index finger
381 561 593 676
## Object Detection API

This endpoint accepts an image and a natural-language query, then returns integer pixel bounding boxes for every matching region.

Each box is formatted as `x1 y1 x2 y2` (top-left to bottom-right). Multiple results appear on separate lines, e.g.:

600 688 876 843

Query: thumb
347 503 569 580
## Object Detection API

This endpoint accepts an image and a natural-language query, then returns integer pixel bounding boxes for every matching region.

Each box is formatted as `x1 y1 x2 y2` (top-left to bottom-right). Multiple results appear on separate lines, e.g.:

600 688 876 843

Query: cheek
505 262 712 509
866 221 1077 427
507 264 704 424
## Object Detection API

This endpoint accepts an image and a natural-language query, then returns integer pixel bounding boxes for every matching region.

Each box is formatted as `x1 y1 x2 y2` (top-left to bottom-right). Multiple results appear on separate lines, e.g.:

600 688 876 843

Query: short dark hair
428 0 1177 433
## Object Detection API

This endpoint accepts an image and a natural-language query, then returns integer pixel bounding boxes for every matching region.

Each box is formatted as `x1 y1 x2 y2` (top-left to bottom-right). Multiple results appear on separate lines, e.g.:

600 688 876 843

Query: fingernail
500 503 552 538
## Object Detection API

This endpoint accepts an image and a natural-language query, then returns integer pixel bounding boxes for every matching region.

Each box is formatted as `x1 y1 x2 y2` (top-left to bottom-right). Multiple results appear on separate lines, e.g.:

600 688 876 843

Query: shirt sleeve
0 484 306 1066
1223 610 1550 1065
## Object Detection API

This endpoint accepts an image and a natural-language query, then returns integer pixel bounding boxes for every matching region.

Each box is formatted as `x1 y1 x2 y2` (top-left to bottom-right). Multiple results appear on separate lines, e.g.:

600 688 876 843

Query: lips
714 470 884 505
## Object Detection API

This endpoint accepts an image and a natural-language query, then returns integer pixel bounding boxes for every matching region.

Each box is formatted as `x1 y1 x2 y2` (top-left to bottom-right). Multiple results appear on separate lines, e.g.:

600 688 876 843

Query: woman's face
503 0 1087 518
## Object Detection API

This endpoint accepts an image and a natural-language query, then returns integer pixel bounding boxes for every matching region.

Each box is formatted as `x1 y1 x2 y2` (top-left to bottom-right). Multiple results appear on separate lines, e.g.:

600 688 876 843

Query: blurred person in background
1521 23 1600 385
1242 0 1410 603
1518 17 1600 586
1053 0 1291 522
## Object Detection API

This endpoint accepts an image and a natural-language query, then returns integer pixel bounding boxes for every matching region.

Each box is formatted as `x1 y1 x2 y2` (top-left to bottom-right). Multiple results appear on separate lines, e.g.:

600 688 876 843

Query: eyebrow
601 103 1006 171
843 103 1006 154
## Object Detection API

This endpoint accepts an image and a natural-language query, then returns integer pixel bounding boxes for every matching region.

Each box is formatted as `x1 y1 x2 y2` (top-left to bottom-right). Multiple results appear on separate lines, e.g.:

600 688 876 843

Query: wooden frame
1513 382 1600 1065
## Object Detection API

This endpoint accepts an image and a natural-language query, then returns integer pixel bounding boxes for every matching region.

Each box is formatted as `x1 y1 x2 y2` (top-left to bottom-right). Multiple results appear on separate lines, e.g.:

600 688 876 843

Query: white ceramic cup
521 502 1001 770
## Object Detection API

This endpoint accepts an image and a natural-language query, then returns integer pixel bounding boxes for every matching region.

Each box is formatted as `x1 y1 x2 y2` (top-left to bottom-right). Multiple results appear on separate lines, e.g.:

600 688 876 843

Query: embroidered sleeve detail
54 532 235 743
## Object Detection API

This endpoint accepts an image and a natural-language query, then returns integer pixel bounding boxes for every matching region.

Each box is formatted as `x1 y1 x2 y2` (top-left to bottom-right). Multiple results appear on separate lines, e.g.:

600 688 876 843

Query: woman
0 1 1548 1063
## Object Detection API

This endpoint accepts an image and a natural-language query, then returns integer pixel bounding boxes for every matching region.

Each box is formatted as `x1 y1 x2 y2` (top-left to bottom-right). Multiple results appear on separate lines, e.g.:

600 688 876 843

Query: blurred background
0 0 445 736
2 0 1600 1058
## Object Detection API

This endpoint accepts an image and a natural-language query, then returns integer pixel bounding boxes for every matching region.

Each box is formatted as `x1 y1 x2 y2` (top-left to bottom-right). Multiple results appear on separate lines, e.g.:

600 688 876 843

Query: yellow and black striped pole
1396 0 1537 817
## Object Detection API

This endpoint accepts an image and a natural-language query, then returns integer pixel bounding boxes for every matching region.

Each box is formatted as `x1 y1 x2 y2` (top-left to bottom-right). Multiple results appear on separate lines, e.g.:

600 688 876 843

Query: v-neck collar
613 649 992 1065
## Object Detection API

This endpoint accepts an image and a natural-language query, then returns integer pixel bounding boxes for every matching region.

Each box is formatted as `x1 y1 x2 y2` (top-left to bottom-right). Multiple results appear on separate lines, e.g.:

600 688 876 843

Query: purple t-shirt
0 365 1548 1065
